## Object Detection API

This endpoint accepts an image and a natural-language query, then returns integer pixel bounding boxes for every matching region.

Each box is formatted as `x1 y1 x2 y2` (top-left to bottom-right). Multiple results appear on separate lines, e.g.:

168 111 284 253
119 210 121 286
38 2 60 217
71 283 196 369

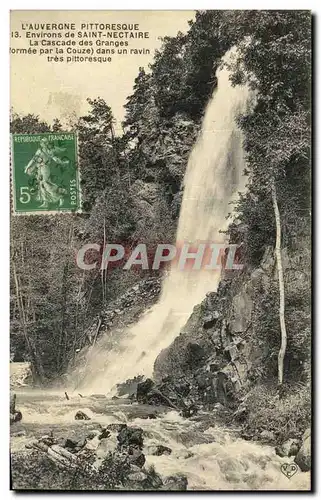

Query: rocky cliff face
153 242 310 410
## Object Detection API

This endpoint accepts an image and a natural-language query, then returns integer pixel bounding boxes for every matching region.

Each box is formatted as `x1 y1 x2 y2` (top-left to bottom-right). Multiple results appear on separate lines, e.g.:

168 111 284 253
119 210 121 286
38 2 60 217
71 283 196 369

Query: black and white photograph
9 8 312 491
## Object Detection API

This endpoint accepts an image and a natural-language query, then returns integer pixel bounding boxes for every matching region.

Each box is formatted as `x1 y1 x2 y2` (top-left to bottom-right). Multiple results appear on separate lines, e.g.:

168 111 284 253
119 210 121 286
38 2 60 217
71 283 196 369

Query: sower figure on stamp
24 137 69 208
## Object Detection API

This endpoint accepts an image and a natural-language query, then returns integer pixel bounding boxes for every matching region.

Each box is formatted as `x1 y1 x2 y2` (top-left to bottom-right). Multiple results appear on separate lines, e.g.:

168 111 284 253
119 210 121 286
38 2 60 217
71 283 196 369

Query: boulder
10 410 22 424
275 438 301 458
75 410 91 421
174 449 194 460
106 423 127 433
98 428 110 439
127 471 148 482
127 447 146 468
162 474 188 491
64 438 78 450
177 431 214 447
136 378 155 403
294 428 311 472
147 445 172 456
117 426 144 449
259 430 276 443
139 413 157 420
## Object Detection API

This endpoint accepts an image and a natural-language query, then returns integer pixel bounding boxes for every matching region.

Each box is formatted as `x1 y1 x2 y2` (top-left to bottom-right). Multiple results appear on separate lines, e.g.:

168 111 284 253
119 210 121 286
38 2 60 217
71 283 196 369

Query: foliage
244 383 311 444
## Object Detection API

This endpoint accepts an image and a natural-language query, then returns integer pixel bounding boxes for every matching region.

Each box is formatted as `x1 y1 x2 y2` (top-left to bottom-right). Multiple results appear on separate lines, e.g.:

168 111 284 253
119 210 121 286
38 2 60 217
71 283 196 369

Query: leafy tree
225 10 311 386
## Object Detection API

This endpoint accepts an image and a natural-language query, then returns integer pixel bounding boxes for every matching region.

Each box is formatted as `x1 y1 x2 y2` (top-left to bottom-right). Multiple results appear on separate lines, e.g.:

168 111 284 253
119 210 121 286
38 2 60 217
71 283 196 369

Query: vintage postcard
10 10 312 491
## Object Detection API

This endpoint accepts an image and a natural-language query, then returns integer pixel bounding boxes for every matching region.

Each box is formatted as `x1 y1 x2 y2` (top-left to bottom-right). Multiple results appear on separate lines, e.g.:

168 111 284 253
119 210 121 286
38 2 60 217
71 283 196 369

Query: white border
2 3 319 500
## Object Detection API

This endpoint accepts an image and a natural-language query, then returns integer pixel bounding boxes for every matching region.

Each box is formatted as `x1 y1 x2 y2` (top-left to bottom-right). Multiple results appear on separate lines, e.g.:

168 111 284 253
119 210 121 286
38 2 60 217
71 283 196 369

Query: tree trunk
12 258 46 382
271 180 287 386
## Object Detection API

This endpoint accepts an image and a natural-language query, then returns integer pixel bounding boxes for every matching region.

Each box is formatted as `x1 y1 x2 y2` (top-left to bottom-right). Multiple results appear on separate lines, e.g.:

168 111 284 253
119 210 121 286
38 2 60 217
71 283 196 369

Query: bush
244 383 311 444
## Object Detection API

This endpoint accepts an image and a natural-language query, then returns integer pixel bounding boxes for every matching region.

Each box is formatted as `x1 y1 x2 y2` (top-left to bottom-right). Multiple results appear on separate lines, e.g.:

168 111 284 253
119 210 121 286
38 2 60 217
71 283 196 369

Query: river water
11 388 310 491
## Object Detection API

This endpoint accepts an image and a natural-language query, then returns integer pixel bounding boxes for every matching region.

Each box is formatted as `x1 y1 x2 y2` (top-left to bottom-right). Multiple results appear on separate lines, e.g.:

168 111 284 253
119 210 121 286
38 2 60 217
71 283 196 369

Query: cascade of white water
72 48 250 394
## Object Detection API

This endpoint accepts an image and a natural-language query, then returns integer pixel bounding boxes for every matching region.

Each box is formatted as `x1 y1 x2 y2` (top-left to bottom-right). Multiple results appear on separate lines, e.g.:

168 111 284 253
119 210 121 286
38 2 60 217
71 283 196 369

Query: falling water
73 49 250 394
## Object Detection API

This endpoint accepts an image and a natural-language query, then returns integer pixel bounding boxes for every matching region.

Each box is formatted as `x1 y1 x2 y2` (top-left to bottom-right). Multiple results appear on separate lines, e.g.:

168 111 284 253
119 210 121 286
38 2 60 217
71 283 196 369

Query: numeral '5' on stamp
11 132 81 214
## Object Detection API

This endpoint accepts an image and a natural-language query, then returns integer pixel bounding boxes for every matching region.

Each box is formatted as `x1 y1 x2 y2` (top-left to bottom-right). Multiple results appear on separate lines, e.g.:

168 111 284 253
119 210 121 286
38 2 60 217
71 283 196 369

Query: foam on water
71 47 250 394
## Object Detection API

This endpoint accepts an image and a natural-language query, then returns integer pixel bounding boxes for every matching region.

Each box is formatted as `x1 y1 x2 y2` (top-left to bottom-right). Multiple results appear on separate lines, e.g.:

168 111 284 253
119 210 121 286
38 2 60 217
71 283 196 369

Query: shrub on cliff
243 383 311 444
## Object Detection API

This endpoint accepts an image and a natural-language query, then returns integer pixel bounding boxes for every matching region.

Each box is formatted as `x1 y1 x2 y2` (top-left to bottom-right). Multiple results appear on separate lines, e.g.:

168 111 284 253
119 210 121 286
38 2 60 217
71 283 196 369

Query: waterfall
73 48 250 394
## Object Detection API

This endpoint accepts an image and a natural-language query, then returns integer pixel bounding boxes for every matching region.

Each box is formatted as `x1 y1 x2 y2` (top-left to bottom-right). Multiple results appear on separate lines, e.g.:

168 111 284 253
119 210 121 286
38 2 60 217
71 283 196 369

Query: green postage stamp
11 132 81 214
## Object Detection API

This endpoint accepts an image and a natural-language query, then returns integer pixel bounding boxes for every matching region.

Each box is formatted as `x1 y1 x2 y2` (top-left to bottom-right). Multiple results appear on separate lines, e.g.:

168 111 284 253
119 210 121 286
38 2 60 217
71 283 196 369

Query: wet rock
75 410 91 420
117 425 144 449
177 431 214 447
260 430 276 443
240 430 255 441
294 428 311 472
129 464 141 473
162 474 188 491
147 445 172 456
136 378 155 403
77 447 97 464
127 471 148 482
146 470 164 490
40 434 56 446
275 438 301 458
10 410 22 424
63 438 78 450
127 447 146 468
139 413 157 420
174 449 194 459
98 428 110 440
106 423 127 433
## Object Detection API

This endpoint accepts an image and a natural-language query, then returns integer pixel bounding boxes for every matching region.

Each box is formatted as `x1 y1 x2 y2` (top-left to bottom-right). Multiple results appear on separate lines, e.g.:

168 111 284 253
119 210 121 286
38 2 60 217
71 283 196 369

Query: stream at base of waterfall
10 389 310 491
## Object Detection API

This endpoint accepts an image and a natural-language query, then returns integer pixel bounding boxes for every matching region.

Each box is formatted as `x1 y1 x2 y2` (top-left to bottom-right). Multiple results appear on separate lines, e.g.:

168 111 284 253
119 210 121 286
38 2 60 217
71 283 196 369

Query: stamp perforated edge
10 131 84 216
